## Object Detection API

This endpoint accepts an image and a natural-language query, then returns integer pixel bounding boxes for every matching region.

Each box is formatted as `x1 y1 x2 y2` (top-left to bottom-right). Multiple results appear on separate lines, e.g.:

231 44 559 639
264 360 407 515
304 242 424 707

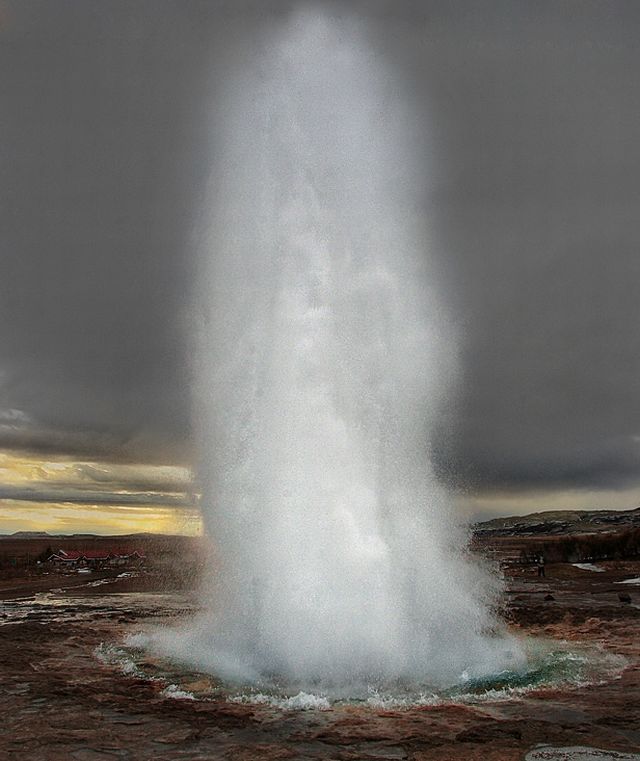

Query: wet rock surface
2 564 639 760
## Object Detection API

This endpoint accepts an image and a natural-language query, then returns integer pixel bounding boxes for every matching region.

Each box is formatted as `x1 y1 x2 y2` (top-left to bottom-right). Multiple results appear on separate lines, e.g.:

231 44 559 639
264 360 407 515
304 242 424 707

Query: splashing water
157 7 525 697
103 635 626 708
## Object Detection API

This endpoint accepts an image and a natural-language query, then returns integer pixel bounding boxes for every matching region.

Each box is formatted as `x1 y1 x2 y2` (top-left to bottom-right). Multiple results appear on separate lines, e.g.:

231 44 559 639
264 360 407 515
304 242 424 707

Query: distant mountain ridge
474 506 640 537
0 531 171 539
4 508 640 543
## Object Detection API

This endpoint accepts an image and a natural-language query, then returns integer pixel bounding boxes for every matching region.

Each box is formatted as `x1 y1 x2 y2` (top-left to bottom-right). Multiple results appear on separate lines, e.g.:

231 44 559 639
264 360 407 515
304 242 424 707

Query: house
47 548 146 569
109 549 146 567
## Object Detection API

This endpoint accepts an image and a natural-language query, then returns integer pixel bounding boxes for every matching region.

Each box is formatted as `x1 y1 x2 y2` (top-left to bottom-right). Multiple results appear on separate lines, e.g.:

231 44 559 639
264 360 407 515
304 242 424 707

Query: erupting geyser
162 8 525 697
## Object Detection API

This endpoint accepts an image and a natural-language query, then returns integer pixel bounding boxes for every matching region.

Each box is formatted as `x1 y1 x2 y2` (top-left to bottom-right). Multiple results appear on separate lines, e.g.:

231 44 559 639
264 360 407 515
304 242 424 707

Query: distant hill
474 506 640 537
0 531 189 540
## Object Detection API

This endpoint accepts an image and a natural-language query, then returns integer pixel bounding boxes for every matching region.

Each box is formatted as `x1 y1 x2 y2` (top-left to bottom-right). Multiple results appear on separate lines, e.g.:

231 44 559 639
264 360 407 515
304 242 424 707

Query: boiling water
160 7 525 696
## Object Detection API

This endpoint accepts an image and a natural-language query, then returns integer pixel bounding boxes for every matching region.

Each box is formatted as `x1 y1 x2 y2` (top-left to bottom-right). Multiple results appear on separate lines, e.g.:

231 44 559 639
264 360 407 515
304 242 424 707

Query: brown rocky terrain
1 529 639 760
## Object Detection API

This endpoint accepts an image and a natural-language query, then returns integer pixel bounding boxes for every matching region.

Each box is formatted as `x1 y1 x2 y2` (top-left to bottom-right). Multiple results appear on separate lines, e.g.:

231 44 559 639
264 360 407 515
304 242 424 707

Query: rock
153 727 194 744
525 746 640 761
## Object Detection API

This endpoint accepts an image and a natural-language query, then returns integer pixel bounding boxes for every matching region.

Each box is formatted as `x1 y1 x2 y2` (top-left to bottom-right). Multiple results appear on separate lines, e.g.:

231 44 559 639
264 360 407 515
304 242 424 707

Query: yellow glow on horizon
0 499 202 536
0 449 199 535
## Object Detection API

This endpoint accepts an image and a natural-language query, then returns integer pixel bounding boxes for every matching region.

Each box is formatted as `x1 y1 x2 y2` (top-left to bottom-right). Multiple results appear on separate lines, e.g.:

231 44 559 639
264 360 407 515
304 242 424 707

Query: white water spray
162 8 524 696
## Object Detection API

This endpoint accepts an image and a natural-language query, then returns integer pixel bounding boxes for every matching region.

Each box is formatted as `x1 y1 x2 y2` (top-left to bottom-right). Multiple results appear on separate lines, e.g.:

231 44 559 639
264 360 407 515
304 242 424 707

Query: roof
49 549 146 560
111 548 146 558
60 550 110 560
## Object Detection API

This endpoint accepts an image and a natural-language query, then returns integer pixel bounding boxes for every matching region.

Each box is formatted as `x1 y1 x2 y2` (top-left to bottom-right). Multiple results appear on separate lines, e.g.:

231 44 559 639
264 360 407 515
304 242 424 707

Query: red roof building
48 549 146 567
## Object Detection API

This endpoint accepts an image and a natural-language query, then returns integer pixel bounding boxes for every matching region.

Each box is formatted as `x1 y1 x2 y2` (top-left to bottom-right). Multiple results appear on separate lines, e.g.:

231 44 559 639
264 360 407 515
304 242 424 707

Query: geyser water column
182 7 523 694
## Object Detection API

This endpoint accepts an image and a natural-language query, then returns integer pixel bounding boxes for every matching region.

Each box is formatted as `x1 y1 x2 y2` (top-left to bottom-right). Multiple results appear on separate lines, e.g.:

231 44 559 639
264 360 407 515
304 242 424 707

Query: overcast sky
1 1 640 524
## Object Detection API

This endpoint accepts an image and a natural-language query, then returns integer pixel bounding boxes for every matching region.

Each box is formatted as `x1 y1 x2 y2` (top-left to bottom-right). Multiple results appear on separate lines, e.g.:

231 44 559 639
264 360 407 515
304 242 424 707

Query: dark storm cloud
0 0 220 464
0 484 192 507
376 1 640 494
71 463 190 494
2 1 640 496
438 435 640 493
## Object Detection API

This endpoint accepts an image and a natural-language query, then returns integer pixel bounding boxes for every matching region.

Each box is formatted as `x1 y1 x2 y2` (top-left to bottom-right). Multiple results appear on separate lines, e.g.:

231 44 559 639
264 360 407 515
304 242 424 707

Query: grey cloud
0 410 179 464
435 435 640 492
388 3 640 494
0 484 193 507
72 464 192 494
0 0 217 464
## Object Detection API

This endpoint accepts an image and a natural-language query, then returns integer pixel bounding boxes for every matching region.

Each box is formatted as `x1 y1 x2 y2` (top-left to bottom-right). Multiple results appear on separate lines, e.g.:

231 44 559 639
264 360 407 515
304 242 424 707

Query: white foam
161 684 196 701
94 643 142 678
231 691 330 711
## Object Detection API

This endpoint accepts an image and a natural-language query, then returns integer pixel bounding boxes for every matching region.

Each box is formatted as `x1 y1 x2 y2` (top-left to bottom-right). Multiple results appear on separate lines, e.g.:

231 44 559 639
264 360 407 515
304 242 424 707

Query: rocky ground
1 560 640 761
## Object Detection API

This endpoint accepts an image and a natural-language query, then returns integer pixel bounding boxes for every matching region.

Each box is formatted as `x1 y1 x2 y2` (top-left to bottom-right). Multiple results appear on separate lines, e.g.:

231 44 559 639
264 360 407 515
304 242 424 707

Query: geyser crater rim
95 635 627 710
